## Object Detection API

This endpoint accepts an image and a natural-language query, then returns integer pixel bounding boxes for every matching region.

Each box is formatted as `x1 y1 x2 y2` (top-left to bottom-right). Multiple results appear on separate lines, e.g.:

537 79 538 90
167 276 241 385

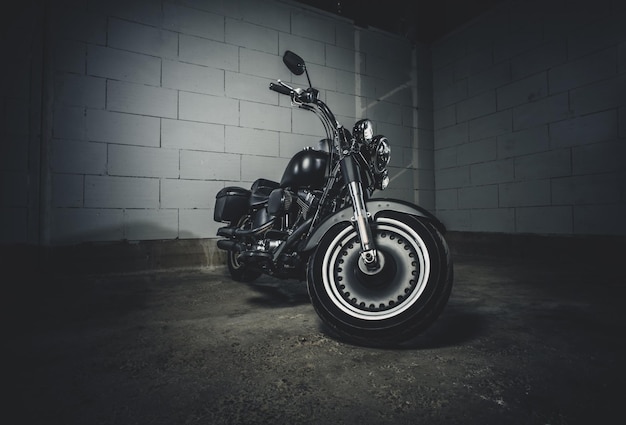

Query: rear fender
303 198 446 252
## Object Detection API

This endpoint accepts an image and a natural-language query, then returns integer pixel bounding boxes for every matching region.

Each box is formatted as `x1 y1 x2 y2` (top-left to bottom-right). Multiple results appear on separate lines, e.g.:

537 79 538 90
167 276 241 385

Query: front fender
303 198 446 252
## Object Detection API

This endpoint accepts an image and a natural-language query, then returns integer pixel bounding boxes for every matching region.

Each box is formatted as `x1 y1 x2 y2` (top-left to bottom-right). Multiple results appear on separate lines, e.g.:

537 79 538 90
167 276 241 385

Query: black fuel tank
280 148 328 189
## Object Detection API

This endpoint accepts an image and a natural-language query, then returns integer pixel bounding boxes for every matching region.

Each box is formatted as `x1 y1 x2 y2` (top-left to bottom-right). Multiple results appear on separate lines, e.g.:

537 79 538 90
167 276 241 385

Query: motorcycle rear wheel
226 216 262 283
307 212 453 347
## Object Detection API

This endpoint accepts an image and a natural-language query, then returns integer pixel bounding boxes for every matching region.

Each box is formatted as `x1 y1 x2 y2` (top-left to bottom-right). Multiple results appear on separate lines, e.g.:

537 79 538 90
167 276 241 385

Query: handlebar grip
269 82 292 96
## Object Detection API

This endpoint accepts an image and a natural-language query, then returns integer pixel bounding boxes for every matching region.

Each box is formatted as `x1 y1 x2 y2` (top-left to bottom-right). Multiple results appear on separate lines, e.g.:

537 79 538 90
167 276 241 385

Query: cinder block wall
0 0 427 247
0 3 44 245
432 0 626 235
7 0 622 269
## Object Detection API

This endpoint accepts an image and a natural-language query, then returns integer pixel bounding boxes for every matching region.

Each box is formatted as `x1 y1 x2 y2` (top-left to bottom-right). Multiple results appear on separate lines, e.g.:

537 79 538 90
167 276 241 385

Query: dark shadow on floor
245 277 311 307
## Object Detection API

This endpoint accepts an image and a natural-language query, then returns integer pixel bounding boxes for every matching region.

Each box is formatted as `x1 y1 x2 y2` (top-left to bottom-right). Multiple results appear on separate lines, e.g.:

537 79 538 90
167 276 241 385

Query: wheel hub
333 230 419 313
357 250 386 275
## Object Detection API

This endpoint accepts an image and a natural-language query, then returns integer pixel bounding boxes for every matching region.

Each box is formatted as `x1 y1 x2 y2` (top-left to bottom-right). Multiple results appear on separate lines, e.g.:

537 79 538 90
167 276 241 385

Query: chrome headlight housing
353 119 374 145
372 135 391 174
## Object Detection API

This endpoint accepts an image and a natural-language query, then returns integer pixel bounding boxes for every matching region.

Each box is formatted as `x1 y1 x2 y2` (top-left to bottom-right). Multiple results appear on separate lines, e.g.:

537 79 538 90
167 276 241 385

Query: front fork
341 155 379 270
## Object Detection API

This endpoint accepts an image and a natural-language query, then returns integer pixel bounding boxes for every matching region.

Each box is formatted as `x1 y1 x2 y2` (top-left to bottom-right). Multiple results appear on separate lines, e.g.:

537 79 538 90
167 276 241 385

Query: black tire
307 211 453 347
226 216 262 283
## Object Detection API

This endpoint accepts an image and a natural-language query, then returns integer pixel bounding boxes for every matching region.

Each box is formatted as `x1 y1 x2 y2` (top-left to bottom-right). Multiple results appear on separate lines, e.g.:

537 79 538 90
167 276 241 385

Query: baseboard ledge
3 232 624 276
445 231 625 264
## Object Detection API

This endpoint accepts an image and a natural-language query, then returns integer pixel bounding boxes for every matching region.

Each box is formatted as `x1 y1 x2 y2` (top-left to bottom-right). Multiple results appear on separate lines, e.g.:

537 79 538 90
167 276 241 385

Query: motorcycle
214 51 453 346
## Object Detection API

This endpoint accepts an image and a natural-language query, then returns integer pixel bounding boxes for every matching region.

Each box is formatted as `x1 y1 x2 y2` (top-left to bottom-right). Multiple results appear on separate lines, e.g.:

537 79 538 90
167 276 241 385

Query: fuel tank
280 148 328 189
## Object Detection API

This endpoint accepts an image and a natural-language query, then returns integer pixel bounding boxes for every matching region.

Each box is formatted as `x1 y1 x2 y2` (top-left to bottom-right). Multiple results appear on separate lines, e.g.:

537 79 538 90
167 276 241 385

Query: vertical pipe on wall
354 28 362 118
411 45 419 205
38 0 53 263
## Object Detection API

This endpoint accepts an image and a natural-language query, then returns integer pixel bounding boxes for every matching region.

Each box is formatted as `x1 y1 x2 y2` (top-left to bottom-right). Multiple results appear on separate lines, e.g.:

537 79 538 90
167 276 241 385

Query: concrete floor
6 255 625 425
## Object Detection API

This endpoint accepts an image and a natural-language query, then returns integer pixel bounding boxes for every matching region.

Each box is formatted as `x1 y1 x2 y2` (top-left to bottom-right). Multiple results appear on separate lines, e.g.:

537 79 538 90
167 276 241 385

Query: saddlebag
214 187 251 223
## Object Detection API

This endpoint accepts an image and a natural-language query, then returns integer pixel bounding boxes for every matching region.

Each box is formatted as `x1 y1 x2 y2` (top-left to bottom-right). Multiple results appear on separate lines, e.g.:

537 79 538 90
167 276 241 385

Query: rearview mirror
283 50 306 75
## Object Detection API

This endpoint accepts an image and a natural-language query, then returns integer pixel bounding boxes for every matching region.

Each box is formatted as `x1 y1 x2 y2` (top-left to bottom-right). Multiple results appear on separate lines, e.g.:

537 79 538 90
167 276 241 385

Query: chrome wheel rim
321 217 430 321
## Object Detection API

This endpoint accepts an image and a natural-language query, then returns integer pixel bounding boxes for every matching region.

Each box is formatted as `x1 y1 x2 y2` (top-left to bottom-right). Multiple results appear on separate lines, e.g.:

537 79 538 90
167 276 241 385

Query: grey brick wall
432 0 626 235
11 0 621 247
2 0 423 245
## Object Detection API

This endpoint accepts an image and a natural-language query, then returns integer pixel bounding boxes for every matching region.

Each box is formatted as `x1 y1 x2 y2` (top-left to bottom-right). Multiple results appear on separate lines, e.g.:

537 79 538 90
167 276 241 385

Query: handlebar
269 82 292 96
268 80 336 143
269 80 320 106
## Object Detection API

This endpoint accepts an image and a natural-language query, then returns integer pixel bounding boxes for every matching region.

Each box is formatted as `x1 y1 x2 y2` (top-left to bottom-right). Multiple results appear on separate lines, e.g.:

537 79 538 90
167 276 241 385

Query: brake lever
276 81 318 105
275 80 304 105
277 79 295 92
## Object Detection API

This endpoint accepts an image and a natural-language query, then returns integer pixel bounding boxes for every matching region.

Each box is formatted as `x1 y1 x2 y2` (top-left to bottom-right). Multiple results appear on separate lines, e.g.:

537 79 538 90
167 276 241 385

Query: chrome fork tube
347 181 378 266
340 151 379 268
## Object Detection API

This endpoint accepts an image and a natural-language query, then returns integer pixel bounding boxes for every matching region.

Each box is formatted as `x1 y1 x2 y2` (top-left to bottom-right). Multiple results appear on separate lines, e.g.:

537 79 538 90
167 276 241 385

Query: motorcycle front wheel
307 211 453 347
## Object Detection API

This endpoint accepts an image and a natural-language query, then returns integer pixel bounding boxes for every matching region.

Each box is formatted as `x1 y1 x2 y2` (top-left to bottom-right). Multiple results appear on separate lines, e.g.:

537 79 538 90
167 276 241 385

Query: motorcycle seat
249 178 280 208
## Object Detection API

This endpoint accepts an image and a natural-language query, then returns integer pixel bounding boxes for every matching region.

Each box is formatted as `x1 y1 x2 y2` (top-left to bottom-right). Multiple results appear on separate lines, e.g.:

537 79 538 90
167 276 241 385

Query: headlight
372 136 390 174
353 119 373 145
